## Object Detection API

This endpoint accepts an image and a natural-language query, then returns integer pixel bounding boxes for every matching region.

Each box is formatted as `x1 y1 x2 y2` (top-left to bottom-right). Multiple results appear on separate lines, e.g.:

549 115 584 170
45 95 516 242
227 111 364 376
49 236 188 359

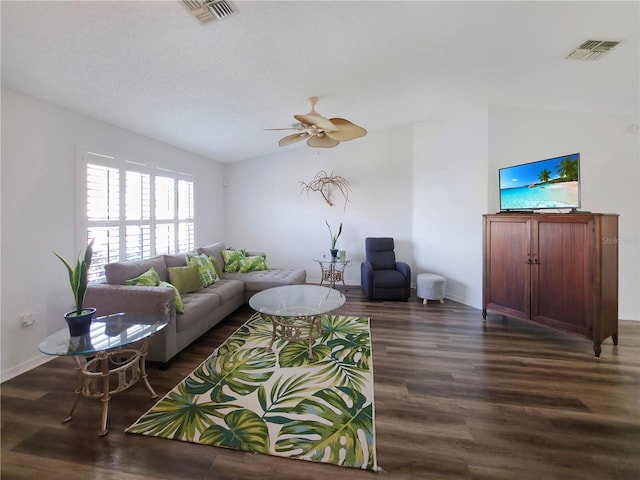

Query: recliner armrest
395 261 411 280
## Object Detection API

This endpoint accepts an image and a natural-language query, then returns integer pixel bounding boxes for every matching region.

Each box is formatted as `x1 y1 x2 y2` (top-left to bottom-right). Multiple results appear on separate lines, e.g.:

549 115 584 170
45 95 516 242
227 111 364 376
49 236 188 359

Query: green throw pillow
220 249 246 273
239 255 268 273
159 281 184 314
208 256 224 279
124 267 160 286
187 253 218 287
167 264 202 294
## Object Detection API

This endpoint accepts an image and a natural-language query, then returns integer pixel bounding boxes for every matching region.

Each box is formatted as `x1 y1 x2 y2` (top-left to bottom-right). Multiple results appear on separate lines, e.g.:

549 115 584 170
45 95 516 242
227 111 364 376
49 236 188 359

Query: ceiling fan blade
324 118 367 141
294 113 337 132
307 135 340 148
279 132 309 147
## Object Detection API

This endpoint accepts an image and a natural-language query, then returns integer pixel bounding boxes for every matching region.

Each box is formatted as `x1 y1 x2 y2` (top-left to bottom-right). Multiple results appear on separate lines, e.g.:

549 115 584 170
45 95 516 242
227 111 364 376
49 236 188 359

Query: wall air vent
182 0 238 25
566 39 622 61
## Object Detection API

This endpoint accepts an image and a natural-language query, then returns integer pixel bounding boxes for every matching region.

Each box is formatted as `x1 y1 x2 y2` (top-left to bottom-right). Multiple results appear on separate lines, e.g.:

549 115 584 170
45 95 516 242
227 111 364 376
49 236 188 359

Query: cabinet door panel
485 218 530 319
532 219 592 334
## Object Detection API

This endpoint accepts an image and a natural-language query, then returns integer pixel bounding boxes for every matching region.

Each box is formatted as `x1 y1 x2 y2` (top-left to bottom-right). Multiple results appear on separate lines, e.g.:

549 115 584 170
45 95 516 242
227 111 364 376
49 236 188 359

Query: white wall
489 105 640 320
412 110 489 307
224 112 489 310
223 126 414 285
0 88 225 381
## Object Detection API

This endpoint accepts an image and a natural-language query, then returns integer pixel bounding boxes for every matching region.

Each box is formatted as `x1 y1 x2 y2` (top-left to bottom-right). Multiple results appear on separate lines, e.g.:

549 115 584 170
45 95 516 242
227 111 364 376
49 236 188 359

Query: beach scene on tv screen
500 154 580 209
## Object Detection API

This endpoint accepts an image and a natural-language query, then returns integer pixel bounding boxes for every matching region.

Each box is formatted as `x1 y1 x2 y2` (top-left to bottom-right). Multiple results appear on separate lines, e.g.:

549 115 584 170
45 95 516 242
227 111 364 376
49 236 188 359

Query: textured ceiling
2 1 638 163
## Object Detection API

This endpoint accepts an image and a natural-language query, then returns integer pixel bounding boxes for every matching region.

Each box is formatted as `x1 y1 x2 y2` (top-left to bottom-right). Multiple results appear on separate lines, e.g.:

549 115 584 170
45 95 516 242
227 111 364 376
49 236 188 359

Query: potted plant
326 220 342 259
54 238 96 336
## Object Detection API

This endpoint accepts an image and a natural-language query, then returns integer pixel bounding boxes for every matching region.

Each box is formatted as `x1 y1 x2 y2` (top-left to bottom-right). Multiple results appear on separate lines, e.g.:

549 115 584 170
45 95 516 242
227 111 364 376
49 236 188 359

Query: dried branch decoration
300 170 351 209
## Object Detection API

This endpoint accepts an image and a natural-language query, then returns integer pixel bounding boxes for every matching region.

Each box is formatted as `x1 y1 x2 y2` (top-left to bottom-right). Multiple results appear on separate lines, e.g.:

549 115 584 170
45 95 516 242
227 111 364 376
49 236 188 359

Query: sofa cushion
208 256 223 279
220 249 247 273
187 253 218 287
124 267 161 286
105 255 168 285
199 279 245 304
164 253 188 268
223 268 306 292
197 242 226 270
238 255 268 273
168 264 202 294
159 281 184 314
176 292 221 333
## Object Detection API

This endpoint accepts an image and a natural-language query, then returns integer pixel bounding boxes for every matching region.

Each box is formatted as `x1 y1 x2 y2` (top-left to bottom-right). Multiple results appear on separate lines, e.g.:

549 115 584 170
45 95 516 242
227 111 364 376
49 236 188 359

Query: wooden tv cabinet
482 213 619 357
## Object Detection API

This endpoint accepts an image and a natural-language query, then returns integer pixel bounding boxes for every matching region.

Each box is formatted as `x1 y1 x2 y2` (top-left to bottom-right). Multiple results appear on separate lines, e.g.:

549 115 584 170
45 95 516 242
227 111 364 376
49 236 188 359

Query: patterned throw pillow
124 267 160 286
187 254 218 287
238 255 268 273
159 281 184 314
167 264 202 294
208 256 224 279
220 249 246 273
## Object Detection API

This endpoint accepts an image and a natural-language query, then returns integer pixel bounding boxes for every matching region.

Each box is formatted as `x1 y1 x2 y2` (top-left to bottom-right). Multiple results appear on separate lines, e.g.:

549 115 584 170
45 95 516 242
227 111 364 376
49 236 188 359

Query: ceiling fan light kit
270 97 367 148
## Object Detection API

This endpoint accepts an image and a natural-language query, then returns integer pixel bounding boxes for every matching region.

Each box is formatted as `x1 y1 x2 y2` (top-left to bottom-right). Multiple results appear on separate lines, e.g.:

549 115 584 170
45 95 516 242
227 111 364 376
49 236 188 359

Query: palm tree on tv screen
538 169 552 183
556 156 579 182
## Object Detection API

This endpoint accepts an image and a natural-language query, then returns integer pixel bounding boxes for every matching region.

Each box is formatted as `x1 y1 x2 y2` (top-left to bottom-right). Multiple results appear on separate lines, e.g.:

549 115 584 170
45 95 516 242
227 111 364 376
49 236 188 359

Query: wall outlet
20 313 35 327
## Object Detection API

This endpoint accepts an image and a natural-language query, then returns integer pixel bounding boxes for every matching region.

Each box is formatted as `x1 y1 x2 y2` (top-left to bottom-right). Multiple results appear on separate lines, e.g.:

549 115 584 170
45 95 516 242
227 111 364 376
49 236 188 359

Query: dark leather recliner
360 237 411 301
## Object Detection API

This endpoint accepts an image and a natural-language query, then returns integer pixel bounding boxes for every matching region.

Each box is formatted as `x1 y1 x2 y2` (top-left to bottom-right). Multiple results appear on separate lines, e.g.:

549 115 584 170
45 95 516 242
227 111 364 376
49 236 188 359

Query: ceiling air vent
182 0 238 25
566 39 622 61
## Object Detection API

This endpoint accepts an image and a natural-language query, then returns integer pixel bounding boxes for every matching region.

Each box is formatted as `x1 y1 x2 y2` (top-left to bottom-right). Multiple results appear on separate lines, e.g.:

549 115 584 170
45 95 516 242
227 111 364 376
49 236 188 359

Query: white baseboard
620 312 640 321
1 353 53 383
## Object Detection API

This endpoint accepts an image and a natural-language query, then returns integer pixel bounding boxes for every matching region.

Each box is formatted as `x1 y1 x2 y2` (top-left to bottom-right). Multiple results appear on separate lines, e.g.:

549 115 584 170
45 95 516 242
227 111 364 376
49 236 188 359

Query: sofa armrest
86 283 179 364
85 283 175 318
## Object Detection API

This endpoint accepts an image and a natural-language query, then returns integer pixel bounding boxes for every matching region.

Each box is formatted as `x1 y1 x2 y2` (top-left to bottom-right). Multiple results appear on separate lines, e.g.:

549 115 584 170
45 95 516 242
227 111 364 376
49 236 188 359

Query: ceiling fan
268 97 367 148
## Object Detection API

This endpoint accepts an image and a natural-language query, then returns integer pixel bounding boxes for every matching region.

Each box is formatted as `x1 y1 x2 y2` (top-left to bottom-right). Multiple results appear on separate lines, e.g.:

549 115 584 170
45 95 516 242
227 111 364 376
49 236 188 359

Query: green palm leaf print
184 347 276 402
275 386 375 469
200 409 270 453
126 383 232 442
126 315 377 471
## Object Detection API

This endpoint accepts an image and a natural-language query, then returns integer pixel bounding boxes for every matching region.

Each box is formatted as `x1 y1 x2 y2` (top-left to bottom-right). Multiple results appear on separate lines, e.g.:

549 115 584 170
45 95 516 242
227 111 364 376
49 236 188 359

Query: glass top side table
39 311 169 436
313 257 351 288
249 285 346 359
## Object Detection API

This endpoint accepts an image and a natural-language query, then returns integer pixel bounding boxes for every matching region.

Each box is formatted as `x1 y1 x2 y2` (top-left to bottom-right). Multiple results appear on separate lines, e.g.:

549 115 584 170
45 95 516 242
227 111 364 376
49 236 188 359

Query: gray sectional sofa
85 242 306 364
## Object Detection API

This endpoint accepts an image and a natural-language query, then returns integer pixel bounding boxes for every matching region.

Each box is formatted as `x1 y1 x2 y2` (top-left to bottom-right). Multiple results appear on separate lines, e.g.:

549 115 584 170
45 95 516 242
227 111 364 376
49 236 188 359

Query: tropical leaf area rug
126 313 378 471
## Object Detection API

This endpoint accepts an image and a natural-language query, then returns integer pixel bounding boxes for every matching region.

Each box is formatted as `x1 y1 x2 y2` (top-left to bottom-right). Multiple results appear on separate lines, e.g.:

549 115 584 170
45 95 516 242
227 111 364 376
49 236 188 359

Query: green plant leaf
200 409 270 453
261 374 317 422
278 341 331 368
321 315 369 340
184 347 276 403
125 383 231 442
275 386 375 469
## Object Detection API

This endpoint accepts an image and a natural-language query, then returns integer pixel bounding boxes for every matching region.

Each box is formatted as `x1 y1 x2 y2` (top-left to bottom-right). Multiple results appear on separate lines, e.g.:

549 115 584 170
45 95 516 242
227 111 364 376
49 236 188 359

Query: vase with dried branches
300 170 351 211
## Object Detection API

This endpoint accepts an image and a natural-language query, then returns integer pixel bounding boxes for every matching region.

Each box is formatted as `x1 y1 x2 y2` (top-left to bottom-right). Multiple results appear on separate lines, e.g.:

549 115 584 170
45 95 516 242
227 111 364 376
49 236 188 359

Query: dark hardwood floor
2 287 639 480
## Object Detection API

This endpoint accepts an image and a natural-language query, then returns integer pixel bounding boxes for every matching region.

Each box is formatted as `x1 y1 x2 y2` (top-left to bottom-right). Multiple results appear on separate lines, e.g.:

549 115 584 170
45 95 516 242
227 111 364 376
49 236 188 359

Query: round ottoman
416 273 446 304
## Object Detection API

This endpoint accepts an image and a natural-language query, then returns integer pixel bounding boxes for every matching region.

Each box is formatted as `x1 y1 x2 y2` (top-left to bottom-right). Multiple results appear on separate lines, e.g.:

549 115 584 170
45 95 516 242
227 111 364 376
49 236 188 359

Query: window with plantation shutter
83 152 195 282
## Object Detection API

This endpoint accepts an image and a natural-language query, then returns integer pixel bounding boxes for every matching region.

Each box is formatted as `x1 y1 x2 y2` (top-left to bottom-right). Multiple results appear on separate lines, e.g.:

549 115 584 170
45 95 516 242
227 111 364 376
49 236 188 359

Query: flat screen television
499 153 581 212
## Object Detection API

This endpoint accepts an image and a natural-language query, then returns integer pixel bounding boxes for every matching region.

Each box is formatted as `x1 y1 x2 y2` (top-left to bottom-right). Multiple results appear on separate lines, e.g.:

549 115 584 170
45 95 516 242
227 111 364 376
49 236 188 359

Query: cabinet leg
593 341 602 358
482 309 487 322
612 333 619 345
